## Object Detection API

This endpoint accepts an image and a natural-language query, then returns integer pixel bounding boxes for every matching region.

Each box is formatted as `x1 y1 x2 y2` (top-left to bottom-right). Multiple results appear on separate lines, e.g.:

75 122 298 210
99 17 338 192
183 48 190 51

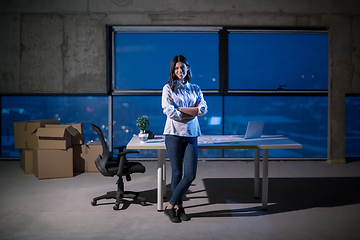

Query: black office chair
90 124 147 210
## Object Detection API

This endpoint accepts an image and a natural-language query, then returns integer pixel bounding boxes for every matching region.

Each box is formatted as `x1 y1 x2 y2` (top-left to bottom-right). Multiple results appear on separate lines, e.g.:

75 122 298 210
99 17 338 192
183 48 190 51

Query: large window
111 27 329 159
1 96 108 158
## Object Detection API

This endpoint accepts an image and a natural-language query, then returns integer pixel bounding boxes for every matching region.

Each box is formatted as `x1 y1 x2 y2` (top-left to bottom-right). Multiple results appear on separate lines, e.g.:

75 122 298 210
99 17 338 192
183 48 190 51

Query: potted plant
136 116 150 142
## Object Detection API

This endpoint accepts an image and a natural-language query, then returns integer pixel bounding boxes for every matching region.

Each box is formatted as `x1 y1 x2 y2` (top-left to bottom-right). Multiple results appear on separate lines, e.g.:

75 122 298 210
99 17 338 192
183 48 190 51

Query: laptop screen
244 121 265 139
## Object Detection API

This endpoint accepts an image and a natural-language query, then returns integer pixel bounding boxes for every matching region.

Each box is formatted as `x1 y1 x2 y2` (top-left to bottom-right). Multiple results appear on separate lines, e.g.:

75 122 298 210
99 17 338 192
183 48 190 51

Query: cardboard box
36 125 79 150
14 120 60 149
20 149 34 174
33 148 73 179
73 142 102 172
49 123 84 145
70 123 84 145
83 142 102 172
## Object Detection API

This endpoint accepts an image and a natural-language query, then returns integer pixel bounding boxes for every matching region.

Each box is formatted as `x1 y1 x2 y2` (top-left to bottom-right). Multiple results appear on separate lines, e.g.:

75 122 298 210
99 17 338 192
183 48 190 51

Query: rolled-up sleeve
196 87 208 116
162 84 182 121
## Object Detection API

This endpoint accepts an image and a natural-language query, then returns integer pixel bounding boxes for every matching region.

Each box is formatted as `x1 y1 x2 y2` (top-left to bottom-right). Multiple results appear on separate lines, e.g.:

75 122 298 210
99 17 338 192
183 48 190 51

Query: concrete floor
1 159 360 240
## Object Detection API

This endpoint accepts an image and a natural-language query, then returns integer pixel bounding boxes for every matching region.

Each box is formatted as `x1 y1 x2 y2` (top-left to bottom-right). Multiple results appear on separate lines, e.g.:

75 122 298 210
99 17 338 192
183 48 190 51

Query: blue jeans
165 135 198 206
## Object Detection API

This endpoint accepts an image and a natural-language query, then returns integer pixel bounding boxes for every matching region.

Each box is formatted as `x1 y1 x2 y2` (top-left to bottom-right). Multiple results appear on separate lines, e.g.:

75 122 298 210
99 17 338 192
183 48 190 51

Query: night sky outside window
228 32 328 90
114 32 219 90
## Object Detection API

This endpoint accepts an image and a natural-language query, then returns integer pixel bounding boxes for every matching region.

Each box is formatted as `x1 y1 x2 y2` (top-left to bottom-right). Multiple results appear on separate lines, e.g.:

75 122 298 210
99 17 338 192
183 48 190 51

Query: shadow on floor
96 177 360 217
185 177 360 218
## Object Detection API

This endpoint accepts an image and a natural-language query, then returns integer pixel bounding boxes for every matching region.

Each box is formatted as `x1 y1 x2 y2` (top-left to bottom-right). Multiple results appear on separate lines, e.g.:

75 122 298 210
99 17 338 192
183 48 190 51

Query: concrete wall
1 0 359 163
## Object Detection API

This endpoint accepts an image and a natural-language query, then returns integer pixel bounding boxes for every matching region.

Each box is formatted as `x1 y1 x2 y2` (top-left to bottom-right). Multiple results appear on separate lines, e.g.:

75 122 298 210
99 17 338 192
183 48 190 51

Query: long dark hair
168 55 192 92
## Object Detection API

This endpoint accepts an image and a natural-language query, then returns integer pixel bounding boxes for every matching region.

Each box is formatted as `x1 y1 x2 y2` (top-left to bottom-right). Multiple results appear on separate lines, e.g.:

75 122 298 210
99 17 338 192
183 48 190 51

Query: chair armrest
116 150 140 176
117 150 140 156
114 145 127 152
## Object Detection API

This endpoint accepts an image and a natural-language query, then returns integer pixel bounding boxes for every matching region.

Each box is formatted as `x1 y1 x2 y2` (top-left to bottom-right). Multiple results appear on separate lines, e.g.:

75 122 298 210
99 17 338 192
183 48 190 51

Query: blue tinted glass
115 33 219 90
224 96 328 158
198 96 223 158
113 96 164 158
346 96 360 158
1 96 108 158
113 95 222 158
228 32 328 90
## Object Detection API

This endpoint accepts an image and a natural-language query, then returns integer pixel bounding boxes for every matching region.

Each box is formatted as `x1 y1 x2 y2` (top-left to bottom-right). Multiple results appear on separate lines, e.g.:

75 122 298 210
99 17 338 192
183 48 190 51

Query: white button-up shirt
162 81 208 137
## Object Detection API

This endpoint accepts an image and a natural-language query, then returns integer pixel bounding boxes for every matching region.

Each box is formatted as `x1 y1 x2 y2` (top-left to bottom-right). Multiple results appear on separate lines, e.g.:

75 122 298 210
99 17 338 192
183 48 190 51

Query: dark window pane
224 96 328 158
113 96 164 158
1 96 108 158
115 33 219 90
113 95 222 158
346 96 360 158
198 96 223 158
228 32 328 90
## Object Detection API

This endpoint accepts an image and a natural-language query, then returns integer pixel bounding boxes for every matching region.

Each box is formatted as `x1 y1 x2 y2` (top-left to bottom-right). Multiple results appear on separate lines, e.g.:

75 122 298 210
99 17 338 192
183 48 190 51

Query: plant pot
139 132 149 143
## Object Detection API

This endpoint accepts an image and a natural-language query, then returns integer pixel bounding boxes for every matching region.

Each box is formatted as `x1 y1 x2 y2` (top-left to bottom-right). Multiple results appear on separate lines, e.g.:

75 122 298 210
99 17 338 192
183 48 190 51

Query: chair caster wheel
91 200 97 206
140 201 146 206
113 204 120 210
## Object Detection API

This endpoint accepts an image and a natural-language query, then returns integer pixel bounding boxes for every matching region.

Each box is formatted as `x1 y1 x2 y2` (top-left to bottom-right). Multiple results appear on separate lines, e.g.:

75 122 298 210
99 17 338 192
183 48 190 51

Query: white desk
126 135 302 211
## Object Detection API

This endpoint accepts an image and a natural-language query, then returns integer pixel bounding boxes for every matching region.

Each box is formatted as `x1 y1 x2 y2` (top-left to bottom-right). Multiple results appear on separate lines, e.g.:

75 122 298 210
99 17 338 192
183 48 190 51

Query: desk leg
254 148 260 199
161 150 166 199
157 149 166 211
262 149 269 210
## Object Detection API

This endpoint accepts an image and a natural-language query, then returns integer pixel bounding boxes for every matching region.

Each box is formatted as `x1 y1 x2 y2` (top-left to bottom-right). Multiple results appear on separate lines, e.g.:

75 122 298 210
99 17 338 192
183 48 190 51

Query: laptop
244 121 265 139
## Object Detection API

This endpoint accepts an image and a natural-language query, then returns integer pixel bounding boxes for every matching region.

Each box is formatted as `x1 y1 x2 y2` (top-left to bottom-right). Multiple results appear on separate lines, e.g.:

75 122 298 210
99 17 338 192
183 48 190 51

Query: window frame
108 26 329 159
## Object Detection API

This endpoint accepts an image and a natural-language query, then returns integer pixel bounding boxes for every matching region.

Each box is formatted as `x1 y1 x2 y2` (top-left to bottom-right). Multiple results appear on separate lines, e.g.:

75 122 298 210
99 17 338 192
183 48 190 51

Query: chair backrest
91 124 110 176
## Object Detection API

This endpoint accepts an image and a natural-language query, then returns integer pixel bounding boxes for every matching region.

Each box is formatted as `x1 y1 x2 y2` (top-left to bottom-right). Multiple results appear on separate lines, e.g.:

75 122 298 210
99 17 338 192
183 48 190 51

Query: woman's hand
180 112 196 121
177 106 199 121
177 106 199 117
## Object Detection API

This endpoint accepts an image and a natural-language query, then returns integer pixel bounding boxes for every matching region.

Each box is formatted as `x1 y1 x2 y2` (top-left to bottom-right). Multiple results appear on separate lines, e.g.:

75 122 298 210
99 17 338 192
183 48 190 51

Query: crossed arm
162 84 207 121
177 106 199 120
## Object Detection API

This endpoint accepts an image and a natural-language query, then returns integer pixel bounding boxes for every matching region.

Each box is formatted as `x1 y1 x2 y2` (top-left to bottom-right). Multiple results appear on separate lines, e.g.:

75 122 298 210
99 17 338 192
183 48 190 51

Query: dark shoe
177 208 191 221
164 207 181 223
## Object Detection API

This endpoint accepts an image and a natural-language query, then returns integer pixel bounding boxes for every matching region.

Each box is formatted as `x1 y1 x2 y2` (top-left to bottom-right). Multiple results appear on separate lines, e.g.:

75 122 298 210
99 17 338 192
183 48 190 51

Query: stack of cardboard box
14 120 102 179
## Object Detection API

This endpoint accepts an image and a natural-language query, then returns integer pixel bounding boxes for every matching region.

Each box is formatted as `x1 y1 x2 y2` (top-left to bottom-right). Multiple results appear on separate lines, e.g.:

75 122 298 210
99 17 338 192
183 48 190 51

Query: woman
161 55 208 223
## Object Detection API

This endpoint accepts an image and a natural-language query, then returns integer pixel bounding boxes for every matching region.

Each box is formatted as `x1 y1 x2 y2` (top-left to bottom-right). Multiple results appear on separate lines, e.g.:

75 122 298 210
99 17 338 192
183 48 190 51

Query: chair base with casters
91 177 147 210
90 123 147 210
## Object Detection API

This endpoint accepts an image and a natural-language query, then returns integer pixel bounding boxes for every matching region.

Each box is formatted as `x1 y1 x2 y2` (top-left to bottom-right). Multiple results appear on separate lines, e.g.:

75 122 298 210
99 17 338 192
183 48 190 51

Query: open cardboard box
14 120 60 149
71 123 85 145
48 123 85 146
36 124 80 150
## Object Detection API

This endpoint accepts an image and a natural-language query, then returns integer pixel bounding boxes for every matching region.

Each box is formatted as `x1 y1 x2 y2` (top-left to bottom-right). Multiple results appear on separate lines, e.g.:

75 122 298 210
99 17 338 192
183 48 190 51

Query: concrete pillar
0 14 21 93
20 14 64 93
351 17 360 93
327 15 353 164
63 14 107 93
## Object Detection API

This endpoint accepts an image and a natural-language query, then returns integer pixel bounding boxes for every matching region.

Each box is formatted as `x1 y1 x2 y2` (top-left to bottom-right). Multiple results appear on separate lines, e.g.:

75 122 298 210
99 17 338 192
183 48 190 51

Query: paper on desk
212 136 231 143
198 136 213 144
198 136 244 144
213 136 245 143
